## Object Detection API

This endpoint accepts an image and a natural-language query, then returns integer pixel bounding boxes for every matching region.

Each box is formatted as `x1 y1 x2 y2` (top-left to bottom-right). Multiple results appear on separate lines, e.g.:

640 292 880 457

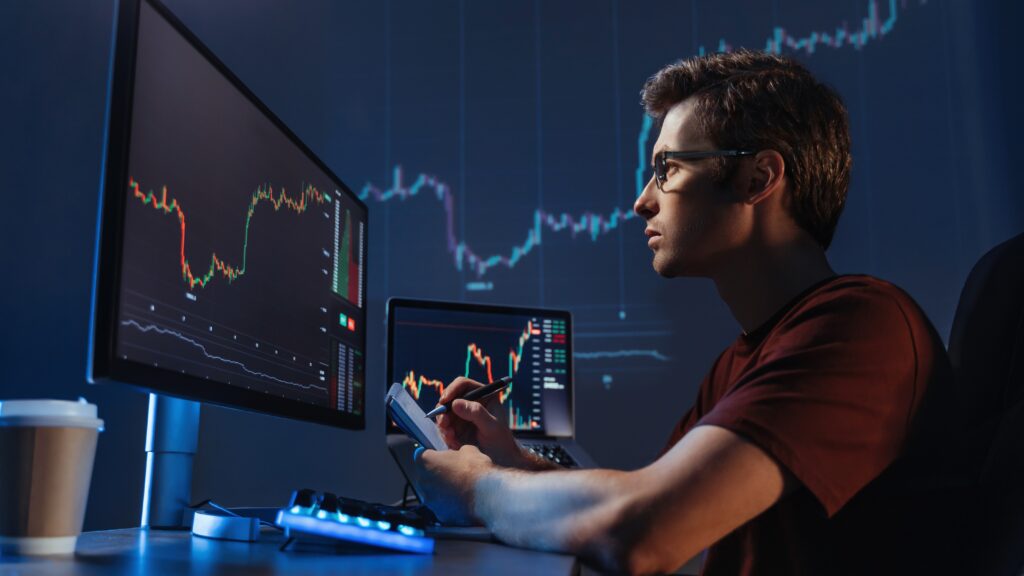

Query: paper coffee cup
0 399 104 556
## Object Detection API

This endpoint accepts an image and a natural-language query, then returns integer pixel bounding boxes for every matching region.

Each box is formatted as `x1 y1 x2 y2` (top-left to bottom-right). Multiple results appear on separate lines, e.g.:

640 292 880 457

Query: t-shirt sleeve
659 349 732 458
697 286 922 517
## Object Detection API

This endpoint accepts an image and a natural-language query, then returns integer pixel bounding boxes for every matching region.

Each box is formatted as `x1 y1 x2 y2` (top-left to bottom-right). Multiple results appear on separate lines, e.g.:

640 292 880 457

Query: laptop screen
387 299 573 438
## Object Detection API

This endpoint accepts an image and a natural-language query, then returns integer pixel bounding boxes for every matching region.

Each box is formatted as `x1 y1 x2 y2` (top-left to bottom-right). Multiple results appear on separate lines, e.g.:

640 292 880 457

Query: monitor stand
141 393 199 529
139 394 282 531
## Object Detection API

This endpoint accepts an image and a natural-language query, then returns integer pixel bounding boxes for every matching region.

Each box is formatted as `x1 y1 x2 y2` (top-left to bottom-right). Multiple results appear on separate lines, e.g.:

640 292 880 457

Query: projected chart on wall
113 0 366 417
389 306 571 433
306 0 944 399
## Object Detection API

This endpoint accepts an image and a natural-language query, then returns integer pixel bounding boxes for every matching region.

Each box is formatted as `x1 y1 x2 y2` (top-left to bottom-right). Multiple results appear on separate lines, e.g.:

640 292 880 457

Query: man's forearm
424 426 788 575
472 466 639 567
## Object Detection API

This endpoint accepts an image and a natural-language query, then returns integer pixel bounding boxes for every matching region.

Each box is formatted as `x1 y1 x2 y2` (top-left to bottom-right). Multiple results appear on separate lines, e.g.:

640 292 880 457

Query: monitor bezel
87 0 368 430
385 297 575 439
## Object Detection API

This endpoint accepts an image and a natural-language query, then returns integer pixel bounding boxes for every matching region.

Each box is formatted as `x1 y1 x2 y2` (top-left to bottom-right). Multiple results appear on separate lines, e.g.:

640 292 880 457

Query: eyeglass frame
653 149 757 191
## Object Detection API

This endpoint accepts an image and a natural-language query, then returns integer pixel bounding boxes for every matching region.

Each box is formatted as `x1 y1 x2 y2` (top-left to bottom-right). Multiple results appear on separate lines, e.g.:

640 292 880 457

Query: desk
0 528 579 575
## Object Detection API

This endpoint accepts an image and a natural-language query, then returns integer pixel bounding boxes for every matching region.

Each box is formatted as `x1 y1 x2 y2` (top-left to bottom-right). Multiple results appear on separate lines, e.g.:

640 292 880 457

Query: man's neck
712 236 836 334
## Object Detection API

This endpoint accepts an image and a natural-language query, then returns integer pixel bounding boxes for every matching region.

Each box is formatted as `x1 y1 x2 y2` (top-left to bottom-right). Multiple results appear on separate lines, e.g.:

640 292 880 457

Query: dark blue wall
1 0 1020 531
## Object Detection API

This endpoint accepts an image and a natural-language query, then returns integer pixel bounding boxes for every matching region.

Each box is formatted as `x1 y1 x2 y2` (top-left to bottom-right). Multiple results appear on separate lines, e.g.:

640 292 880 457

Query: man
414 50 964 575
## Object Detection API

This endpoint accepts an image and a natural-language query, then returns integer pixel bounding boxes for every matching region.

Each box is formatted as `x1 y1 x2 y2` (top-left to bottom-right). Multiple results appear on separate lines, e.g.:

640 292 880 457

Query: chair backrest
947 231 1024 576
948 232 1024 476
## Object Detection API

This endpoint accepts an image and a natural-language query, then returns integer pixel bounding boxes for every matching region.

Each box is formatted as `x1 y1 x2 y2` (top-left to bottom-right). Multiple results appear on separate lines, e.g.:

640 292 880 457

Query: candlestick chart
401 319 540 430
358 0 920 281
128 177 329 289
390 307 571 434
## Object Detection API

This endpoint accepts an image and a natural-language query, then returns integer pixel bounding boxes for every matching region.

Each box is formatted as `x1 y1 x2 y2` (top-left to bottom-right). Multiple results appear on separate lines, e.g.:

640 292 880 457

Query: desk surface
0 528 579 575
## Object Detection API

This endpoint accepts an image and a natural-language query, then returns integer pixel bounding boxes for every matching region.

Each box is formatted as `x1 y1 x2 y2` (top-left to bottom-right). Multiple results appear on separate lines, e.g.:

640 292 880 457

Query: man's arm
425 425 794 575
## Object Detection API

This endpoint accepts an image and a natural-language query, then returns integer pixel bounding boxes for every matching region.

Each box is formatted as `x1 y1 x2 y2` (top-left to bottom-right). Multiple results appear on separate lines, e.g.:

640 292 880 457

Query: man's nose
634 177 658 219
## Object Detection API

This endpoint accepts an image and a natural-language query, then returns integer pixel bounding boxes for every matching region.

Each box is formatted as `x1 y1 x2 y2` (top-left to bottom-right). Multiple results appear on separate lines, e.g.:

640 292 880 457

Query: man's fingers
439 422 461 449
452 399 496 428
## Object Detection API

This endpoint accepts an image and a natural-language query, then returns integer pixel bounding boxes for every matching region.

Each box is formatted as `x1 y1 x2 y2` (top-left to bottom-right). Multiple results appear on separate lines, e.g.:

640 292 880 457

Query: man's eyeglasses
653 149 756 191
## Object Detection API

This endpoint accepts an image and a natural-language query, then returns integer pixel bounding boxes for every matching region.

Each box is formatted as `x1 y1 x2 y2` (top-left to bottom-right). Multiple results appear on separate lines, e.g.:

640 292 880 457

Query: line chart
120 319 327 392
575 349 671 362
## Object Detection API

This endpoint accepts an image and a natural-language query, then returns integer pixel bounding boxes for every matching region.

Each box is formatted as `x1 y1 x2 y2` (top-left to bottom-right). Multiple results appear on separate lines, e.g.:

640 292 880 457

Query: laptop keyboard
522 443 579 468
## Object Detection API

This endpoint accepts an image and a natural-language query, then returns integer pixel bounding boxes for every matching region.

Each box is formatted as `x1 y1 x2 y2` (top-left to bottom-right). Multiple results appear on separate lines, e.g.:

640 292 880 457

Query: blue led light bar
275 510 435 554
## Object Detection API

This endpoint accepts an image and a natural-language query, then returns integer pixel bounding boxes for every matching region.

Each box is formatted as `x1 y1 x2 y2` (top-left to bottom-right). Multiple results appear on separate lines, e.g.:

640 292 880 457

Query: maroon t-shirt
663 275 965 575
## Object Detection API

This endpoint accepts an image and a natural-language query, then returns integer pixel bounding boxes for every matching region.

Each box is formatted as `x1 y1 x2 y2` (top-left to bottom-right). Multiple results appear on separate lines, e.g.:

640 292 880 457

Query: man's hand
435 377 532 468
414 444 494 526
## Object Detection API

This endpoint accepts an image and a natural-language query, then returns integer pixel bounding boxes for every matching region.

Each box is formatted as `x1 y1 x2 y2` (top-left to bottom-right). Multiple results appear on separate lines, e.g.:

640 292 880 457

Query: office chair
947 232 1024 576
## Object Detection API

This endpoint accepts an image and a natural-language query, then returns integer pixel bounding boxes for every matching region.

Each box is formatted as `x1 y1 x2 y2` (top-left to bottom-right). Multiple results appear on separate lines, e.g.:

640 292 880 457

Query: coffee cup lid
0 399 104 430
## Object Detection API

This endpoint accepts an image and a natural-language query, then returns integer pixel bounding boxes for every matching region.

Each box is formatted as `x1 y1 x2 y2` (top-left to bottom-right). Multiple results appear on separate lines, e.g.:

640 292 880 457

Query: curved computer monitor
89 0 367 429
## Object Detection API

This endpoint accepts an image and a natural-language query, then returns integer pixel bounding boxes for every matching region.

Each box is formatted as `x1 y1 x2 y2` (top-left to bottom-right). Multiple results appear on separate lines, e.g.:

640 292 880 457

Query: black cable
390 482 421 508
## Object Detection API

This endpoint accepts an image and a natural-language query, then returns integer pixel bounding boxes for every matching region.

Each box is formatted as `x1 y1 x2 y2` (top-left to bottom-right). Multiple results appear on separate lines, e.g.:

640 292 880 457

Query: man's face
633 99 747 277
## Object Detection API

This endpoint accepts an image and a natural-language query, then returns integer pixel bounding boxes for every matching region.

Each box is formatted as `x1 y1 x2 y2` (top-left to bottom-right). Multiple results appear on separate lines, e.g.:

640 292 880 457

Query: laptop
386 298 596 499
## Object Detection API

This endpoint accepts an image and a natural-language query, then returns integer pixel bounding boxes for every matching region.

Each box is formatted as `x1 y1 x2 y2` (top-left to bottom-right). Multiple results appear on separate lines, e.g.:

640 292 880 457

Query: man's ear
745 149 786 205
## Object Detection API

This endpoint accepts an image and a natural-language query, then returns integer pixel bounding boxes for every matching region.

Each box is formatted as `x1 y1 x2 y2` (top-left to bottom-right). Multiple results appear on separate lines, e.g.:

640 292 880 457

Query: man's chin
651 255 679 278
653 265 675 278
652 253 699 278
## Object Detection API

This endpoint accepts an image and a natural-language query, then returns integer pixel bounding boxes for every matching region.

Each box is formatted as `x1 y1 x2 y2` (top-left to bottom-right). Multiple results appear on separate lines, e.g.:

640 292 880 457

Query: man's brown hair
641 49 852 249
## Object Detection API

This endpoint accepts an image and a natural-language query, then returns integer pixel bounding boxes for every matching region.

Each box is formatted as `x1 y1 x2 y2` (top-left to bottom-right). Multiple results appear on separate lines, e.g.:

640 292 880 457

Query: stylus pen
424 376 513 419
